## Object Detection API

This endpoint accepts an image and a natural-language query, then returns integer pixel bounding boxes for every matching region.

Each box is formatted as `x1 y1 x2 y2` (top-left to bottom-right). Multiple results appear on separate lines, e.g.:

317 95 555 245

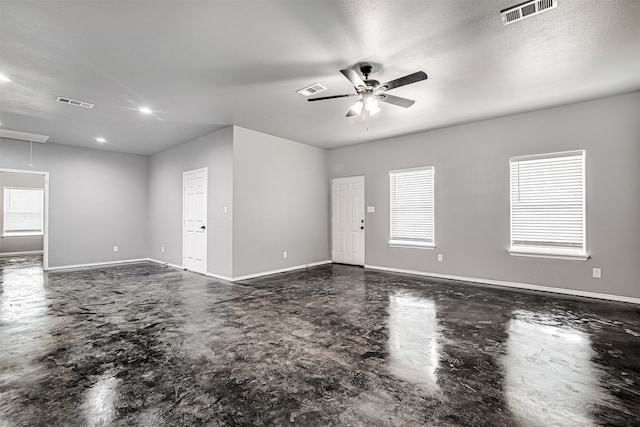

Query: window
509 150 586 260
3 187 44 236
389 166 435 248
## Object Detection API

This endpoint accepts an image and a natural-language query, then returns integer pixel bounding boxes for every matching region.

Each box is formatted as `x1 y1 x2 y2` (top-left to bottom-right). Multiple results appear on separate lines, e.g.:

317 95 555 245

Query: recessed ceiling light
0 73 11 83
95 137 107 143
138 106 152 115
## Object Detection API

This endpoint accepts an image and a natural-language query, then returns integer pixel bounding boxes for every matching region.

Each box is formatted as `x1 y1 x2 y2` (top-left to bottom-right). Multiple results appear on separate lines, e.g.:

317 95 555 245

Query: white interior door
332 175 365 266
183 168 207 274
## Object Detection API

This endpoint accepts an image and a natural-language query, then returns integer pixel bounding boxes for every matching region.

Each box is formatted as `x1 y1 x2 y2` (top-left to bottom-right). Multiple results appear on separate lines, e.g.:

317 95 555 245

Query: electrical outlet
161 246 165 253
113 246 118 253
224 206 228 214
593 268 601 279
437 254 443 262
283 251 288 259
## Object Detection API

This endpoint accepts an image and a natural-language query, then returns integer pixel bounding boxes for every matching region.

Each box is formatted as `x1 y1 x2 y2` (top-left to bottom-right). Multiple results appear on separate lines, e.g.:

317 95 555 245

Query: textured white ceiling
0 0 638 155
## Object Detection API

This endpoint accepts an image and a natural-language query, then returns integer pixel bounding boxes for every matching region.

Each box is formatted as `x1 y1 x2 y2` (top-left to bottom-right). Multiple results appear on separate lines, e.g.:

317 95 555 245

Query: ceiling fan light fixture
364 96 381 115
350 100 364 115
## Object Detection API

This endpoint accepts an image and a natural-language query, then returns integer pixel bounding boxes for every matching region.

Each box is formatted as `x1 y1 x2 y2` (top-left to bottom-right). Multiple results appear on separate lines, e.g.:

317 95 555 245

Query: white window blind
3 187 44 235
509 151 586 258
389 167 435 247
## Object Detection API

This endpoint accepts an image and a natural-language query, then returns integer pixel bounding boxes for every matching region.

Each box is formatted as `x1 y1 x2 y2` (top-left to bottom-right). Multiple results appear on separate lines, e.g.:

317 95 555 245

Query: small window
3 187 44 236
389 166 435 248
509 150 586 260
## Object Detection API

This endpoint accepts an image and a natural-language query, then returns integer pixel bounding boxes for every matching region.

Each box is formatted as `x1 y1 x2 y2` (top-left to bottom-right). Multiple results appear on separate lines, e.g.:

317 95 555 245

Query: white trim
510 149 584 162
146 258 235 281
232 260 332 281
146 258 184 270
0 168 47 176
204 271 234 281
0 250 43 257
388 165 433 174
364 264 640 305
47 258 149 271
508 250 589 261
388 241 435 249
3 232 44 237
147 258 331 282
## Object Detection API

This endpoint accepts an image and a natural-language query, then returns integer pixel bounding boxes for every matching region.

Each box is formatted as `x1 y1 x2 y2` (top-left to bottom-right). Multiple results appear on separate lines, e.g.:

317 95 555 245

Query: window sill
389 241 435 250
2 232 44 238
508 249 589 261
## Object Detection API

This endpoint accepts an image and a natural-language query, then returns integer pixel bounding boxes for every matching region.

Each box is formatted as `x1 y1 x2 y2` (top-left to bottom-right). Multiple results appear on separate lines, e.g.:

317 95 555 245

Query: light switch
593 268 601 278
367 206 375 213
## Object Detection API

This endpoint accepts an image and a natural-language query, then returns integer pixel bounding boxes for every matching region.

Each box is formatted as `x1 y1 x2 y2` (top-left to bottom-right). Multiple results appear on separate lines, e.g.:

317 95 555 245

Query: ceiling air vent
0 129 49 143
56 96 95 109
501 0 557 25
296 83 327 97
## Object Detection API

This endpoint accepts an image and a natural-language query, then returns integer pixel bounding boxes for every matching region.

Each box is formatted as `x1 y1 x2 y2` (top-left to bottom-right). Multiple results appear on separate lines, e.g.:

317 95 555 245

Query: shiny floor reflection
0 255 638 426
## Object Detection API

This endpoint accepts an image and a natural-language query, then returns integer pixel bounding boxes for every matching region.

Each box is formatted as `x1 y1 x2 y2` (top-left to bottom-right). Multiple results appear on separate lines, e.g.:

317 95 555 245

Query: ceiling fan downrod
360 64 373 80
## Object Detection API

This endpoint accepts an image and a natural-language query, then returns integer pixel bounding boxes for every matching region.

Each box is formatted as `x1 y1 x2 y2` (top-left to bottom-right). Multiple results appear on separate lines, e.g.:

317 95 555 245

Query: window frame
388 166 435 249
508 150 588 261
3 186 45 237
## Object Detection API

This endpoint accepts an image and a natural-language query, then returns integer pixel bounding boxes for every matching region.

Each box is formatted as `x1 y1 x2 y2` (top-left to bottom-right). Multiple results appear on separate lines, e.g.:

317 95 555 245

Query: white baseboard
47 258 149 271
364 264 640 305
145 258 331 282
146 258 234 281
146 258 184 270
0 250 43 257
232 260 332 281
205 271 234 281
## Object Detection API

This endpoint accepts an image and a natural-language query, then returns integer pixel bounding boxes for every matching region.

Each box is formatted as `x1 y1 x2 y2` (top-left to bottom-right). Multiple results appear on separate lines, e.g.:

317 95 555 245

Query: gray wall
232 126 330 277
328 92 640 299
0 171 45 254
0 139 149 267
148 126 234 278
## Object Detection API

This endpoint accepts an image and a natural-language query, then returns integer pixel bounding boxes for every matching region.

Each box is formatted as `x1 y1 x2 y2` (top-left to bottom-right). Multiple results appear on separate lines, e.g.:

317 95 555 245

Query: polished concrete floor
0 255 639 426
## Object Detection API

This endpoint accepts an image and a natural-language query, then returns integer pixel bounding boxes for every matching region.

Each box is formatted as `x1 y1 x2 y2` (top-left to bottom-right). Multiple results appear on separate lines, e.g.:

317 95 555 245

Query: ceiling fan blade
308 93 358 102
377 94 415 108
340 69 367 88
346 109 358 117
379 71 427 91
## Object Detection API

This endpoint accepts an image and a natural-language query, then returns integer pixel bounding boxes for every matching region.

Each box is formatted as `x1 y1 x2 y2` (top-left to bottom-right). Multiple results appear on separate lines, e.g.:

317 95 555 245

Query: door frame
330 174 365 266
0 167 50 270
182 167 208 273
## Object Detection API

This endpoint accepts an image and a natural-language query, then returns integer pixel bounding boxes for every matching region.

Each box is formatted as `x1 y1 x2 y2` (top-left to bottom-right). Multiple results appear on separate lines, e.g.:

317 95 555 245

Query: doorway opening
0 168 49 270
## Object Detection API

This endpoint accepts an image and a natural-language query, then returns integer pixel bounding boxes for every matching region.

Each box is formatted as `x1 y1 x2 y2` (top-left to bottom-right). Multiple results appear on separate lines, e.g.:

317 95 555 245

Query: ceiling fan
308 64 428 117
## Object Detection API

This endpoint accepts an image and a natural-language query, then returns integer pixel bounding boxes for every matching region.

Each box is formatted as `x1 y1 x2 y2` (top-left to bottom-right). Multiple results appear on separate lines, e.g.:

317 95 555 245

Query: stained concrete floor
0 255 639 426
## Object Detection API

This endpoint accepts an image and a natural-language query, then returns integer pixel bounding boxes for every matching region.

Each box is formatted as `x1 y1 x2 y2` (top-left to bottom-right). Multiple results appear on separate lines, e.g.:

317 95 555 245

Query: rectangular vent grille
296 83 327 97
56 96 94 109
501 0 557 25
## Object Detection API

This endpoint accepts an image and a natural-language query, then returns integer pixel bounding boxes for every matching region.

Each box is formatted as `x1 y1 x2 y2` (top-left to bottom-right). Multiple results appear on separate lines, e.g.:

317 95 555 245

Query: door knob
360 226 364 230
200 225 206 230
